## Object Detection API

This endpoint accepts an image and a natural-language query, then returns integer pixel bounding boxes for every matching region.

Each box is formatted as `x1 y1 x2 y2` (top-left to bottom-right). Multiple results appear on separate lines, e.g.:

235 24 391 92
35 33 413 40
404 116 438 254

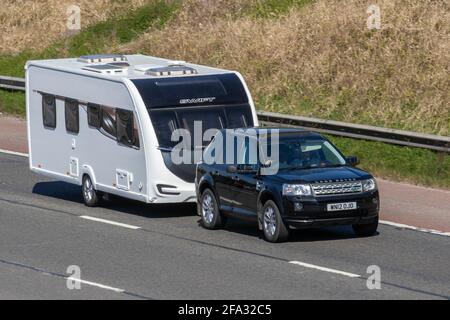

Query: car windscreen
149 105 254 149
261 137 346 170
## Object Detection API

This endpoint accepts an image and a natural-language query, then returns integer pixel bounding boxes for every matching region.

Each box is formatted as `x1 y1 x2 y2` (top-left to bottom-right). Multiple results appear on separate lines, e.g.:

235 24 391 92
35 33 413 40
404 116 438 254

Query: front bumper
281 191 379 229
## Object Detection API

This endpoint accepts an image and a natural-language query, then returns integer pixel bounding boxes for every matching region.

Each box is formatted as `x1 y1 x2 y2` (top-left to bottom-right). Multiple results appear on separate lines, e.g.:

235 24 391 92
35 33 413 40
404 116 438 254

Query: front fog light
294 202 303 212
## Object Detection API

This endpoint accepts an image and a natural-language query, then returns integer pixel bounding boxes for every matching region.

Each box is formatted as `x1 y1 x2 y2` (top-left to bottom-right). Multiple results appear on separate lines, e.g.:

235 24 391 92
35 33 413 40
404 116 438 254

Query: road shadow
32 181 380 241
32 181 84 204
32 181 197 218
213 217 379 242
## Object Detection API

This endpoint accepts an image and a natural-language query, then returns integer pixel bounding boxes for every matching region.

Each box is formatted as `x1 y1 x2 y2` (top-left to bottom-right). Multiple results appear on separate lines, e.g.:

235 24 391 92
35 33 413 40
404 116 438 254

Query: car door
230 138 259 219
213 163 236 213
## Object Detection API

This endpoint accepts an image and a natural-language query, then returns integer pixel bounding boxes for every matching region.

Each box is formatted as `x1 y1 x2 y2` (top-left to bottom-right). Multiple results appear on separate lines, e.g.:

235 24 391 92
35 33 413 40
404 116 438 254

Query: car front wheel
200 188 227 229
262 200 289 243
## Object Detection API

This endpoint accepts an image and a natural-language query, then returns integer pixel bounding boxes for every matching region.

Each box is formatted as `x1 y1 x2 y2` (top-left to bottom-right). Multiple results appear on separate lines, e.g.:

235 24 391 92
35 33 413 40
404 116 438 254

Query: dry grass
0 0 146 54
122 0 450 136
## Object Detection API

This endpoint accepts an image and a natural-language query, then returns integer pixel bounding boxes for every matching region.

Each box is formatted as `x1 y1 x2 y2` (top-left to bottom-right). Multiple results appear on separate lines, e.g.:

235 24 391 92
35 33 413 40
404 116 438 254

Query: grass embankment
0 0 448 188
0 0 181 116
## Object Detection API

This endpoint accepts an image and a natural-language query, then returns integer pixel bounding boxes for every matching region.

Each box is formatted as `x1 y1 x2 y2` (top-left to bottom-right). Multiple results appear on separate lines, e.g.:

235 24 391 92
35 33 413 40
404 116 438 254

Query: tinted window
177 108 225 148
87 103 101 128
116 109 136 147
226 106 253 128
132 73 248 108
42 94 56 129
101 106 116 137
150 110 179 148
65 99 79 134
265 138 346 170
156 78 227 101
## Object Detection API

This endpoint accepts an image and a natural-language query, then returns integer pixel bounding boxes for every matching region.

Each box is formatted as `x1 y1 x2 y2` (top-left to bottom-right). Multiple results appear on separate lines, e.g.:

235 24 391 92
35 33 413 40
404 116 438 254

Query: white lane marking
0 148 449 238
0 148 28 157
380 220 450 237
80 215 141 230
66 277 124 293
289 261 361 278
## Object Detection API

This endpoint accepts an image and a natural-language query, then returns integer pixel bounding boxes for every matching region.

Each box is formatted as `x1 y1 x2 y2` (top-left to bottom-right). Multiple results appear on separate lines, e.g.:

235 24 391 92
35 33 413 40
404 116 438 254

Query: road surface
0 153 449 299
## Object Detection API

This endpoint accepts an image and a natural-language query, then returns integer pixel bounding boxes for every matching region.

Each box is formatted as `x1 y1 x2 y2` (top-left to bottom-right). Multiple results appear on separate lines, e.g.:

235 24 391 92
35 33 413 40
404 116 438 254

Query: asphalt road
0 153 449 299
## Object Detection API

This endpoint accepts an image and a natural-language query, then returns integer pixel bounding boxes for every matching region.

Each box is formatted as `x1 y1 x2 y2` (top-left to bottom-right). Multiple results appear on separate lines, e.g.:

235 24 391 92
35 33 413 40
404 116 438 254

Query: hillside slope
122 0 450 136
0 0 146 54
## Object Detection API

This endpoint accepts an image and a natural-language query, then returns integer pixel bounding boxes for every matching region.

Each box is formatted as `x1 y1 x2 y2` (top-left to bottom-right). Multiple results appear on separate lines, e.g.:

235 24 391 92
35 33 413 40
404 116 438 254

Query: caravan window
177 108 225 148
101 106 116 138
65 99 79 134
42 94 56 129
150 110 179 148
116 109 139 148
226 106 253 128
87 103 101 128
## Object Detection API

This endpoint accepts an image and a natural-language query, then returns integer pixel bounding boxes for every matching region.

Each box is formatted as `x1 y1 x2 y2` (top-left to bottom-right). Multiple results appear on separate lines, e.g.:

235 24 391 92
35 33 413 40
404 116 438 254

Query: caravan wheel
82 175 101 207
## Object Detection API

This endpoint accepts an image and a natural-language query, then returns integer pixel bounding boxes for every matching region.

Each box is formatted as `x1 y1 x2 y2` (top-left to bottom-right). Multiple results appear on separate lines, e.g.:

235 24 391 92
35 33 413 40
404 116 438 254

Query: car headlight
282 184 312 196
362 179 377 192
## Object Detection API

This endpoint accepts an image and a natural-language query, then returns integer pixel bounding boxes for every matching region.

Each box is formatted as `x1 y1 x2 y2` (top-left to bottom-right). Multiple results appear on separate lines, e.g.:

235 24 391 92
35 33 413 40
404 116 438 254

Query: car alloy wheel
263 206 277 237
202 193 214 224
261 200 289 242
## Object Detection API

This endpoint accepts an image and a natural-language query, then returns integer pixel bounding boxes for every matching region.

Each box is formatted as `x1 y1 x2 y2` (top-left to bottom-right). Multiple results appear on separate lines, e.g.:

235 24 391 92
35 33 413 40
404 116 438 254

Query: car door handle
232 175 240 181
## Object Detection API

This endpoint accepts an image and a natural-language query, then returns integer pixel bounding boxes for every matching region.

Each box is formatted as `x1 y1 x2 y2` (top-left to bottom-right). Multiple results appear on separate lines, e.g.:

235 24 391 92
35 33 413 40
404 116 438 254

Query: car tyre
200 188 227 229
262 200 289 243
352 217 378 237
82 175 102 207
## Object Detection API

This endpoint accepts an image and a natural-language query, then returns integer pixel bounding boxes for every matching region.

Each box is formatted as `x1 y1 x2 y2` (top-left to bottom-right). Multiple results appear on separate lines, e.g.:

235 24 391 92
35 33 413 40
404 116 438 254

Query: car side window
42 94 56 129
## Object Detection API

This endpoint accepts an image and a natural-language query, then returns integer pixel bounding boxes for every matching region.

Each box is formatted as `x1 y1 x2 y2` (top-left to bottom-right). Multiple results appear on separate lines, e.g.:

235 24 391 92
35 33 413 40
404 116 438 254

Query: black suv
195 128 379 242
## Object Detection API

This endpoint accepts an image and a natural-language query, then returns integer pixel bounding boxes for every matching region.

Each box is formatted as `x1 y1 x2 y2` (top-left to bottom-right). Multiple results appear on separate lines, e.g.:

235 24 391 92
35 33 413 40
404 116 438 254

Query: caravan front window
177 108 225 148
117 109 139 148
150 110 178 148
149 105 253 150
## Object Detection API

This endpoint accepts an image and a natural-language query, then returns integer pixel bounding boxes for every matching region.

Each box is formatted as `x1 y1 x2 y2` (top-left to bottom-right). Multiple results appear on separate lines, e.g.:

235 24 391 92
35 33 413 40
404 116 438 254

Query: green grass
0 90 25 117
0 0 181 78
0 0 447 189
329 135 450 189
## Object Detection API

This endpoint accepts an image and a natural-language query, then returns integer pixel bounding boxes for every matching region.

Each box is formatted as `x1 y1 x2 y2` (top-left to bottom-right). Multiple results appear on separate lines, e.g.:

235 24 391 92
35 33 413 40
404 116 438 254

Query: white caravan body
26 54 258 203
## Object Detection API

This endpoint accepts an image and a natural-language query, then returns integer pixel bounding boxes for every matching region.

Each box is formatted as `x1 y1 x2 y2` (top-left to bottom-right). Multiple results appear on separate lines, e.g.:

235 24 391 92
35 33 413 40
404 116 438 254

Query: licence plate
327 202 357 212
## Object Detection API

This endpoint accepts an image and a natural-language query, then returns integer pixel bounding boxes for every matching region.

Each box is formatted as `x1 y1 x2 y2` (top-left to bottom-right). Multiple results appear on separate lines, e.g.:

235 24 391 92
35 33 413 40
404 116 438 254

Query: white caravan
26 54 258 205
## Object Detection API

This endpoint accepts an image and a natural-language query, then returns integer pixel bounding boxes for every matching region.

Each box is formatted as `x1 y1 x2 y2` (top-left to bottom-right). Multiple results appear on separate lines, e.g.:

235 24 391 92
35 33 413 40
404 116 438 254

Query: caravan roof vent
145 63 198 77
78 54 127 64
82 64 128 75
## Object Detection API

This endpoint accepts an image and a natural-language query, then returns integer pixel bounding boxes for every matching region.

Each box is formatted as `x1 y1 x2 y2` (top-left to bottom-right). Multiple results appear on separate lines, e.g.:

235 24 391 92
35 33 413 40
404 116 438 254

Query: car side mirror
346 156 360 167
226 165 237 173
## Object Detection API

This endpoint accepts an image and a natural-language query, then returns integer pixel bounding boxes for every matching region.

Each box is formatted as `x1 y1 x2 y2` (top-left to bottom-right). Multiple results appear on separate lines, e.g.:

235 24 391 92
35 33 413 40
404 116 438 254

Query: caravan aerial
26 54 257 205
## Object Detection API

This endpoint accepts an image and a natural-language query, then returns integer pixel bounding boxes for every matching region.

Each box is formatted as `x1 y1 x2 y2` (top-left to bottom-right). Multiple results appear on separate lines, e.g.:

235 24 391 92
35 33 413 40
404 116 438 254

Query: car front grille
312 181 362 196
